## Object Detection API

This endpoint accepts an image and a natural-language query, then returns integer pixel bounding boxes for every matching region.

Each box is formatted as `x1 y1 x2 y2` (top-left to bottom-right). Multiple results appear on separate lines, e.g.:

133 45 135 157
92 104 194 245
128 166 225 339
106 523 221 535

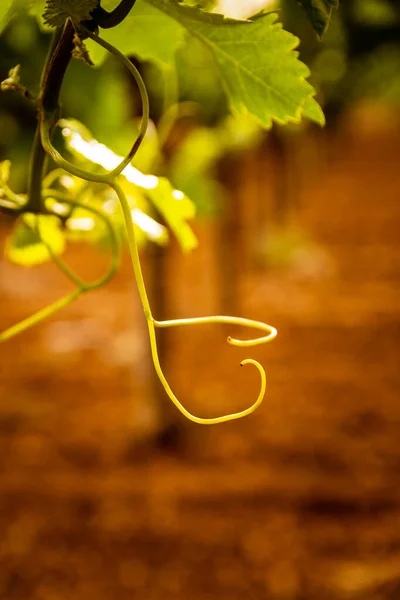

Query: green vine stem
26 22 76 213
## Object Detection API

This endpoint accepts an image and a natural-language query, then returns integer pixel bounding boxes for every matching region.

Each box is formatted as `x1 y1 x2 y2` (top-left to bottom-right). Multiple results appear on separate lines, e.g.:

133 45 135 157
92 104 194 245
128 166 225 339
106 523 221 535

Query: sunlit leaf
145 179 198 252
60 119 197 251
5 213 66 266
302 94 325 125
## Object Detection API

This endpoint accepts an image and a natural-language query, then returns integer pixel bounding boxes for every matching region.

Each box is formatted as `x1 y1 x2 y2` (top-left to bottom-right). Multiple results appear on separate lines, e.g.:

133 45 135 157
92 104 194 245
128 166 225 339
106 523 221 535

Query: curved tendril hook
112 180 276 424
0 192 120 343
154 316 277 347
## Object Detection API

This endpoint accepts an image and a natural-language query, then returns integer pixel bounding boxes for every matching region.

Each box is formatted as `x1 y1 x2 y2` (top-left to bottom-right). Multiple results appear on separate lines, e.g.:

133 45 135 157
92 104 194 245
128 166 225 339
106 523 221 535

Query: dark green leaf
297 0 339 37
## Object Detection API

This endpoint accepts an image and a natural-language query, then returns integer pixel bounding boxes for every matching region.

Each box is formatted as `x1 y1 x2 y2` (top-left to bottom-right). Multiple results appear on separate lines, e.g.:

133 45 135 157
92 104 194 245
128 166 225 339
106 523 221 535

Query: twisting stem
92 0 137 29
40 21 75 114
83 28 149 177
26 22 75 214
40 28 149 186
26 127 49 214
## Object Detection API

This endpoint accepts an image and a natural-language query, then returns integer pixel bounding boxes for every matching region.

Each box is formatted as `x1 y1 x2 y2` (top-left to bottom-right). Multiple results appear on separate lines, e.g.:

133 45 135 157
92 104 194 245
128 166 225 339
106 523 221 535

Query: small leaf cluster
0 0 341 267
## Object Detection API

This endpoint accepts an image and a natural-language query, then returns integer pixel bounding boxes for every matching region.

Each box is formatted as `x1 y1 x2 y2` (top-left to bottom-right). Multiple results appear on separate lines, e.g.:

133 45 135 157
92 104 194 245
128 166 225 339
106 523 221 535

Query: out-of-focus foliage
352 0 398 27
282 0 400 116
0 1 22 34
53 122 194 259
341 44 400 108
60 119 198 252
170 114 263 216
6 212 65 266
310 10 347 100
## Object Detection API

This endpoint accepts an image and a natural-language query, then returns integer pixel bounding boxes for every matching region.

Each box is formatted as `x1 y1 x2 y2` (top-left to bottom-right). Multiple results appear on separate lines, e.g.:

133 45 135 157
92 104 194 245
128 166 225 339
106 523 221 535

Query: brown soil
0 120 399 599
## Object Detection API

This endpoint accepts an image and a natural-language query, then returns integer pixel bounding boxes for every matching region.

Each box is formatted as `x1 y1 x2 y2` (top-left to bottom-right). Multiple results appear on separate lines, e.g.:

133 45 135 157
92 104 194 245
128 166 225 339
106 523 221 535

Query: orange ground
0 119 399 599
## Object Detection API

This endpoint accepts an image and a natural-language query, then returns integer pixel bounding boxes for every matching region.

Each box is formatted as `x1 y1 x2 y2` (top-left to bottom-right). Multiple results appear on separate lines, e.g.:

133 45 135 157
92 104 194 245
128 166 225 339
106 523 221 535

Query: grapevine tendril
0 25 278 425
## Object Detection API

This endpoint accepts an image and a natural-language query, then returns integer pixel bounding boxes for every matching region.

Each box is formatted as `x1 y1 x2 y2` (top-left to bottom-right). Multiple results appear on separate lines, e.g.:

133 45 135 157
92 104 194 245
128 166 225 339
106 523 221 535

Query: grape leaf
88 1 323 126
144 1 323 126
297 0 339 37
6 214 66 266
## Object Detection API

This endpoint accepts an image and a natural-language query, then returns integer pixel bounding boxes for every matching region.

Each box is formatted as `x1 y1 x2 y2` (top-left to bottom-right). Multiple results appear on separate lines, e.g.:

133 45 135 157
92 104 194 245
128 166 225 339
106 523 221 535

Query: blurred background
0 0 400 598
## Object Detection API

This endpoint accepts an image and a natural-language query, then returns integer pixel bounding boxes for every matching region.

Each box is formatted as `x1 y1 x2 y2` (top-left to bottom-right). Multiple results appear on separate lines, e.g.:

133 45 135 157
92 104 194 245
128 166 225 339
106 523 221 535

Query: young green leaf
6 214 66 267
143 2 323 127
297 0 339 37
